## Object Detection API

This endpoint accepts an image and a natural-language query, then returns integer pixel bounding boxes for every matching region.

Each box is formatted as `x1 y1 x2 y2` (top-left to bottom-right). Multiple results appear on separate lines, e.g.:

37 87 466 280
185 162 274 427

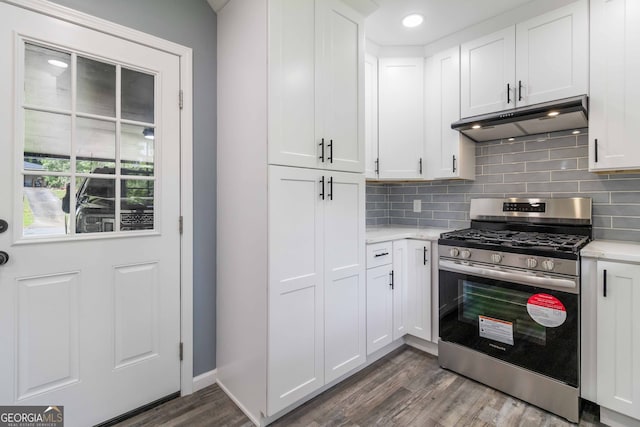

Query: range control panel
503 202 546 213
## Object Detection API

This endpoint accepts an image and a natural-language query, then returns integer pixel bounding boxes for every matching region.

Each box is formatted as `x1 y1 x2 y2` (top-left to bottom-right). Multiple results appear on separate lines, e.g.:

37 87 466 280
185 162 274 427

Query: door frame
2 0 195 395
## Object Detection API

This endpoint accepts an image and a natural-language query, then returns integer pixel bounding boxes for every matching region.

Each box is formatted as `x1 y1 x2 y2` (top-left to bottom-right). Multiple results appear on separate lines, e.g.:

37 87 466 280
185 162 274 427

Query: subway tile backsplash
366 132 640 242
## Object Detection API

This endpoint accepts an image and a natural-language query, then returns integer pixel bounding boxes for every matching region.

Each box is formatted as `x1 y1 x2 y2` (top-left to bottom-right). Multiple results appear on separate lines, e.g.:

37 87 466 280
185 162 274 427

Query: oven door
439 260 579 387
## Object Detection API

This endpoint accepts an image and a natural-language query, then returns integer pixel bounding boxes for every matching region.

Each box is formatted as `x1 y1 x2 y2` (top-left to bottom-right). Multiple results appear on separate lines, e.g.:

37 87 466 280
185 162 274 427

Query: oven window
439 270 579 387
461 280 546 345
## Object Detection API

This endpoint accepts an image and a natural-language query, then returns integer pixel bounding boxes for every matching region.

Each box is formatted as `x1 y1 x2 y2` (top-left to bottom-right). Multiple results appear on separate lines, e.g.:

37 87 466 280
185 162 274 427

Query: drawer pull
374 252 389 258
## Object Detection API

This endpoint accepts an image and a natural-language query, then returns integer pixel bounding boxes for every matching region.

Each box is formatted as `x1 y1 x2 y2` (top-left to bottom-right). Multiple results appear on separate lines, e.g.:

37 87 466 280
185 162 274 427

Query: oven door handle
439 259 578 291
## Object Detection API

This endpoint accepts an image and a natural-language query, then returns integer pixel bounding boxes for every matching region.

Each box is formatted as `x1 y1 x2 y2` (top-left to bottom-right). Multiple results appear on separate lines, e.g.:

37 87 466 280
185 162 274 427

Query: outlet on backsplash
413 199 421 213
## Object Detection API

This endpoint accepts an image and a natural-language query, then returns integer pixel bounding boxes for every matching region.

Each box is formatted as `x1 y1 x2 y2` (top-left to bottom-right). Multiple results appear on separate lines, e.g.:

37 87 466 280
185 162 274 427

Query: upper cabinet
378 57 424 180
460 0 588 118
589 0 640 172
425 46 475 180
364 53 378 179
269 0 364 173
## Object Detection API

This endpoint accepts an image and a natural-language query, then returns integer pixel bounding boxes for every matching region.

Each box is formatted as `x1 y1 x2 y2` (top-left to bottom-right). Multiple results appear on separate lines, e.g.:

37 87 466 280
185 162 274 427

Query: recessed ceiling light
471 124 481 129
402 14 424 28
572 130 580 135
48 59 68 68
547 111 560 117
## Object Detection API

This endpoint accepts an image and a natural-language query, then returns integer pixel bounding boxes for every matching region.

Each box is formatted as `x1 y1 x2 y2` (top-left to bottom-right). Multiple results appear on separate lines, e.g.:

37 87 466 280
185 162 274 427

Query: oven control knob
449 248 459 257
491 254 502 263
460 250 471 259
542 259 555 271
526 258 538 269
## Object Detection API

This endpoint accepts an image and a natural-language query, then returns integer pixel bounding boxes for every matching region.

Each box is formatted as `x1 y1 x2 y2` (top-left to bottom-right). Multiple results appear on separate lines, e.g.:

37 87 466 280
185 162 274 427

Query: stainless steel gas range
438 197 592 423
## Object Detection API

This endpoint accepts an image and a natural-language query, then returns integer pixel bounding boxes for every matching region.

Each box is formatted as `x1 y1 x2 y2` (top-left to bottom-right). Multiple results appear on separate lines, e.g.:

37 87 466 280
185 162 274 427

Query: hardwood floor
114 346 602 427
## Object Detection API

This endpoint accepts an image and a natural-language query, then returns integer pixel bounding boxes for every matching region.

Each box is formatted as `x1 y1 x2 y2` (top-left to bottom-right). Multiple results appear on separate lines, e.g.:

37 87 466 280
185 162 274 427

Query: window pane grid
21 41 157 238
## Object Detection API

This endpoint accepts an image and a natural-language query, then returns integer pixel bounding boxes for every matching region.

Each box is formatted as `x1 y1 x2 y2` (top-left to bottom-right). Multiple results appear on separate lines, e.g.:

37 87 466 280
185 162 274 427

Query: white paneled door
0 4 182 426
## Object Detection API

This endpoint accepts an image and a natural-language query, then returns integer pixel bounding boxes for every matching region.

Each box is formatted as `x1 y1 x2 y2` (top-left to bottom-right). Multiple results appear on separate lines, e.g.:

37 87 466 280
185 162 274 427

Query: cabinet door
589 0 640 172
378 57 424 180
366 264 393 355
268 166 324 415
460 26 515 118
268 0 320 169
515 0 588 106
364 53 378 179
425 47 476 180
406 240 431 341
392 240 408 340
324 171 366 383
597 261 640 419
319 0 364 173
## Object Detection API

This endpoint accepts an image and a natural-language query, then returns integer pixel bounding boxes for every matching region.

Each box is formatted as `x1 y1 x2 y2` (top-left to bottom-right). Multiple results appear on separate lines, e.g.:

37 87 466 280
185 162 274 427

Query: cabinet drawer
367 242 393 268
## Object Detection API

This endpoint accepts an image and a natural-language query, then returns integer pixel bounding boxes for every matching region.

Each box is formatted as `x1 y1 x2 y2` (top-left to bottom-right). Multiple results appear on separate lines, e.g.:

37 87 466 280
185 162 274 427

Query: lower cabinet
596 260 640 422
268 165 366 415
366 239 432 355
406 240 432 341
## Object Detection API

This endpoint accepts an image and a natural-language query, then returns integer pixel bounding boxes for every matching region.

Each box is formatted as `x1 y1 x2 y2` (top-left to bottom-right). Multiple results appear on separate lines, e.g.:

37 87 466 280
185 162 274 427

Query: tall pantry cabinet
217 0 366 425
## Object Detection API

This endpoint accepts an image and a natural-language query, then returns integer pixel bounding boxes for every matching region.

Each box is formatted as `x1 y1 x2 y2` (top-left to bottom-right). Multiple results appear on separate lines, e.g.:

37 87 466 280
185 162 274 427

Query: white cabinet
378 57 424 180
366 264 394 354
364 53 378 179
424 47 475 180
218 1 366 422
460 1 588 118
269 165 366 411
460 27 515 118
392 240 408 340
366 240 403 355
269 0 364 173
589 0 640 172
406 240 431 341
596 261 640 422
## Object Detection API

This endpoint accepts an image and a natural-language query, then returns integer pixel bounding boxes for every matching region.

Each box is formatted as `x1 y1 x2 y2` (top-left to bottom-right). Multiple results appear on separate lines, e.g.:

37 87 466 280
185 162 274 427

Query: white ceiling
365 0 535 46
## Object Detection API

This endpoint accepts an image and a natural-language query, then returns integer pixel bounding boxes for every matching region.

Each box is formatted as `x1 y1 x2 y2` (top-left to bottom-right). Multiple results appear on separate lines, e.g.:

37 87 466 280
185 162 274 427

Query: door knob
0 219 7 233
0 251 9 266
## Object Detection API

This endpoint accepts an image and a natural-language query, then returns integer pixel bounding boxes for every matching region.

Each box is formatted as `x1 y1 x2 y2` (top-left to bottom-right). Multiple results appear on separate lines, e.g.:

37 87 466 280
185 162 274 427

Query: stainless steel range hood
451 95 588 142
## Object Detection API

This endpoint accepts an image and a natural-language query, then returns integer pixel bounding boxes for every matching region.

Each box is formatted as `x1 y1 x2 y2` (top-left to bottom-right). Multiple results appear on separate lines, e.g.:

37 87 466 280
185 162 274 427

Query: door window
21 42 156 237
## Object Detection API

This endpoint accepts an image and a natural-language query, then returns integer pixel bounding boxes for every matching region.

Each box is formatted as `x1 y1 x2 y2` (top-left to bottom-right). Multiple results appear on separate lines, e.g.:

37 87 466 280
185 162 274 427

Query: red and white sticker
527 293 567 327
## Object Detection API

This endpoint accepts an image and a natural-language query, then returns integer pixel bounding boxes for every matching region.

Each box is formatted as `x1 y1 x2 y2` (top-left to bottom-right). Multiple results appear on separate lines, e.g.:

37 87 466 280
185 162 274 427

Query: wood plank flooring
114 346 603 426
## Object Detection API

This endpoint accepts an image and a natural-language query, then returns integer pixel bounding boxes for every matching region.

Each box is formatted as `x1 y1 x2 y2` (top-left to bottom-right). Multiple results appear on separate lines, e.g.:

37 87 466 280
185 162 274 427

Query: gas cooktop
440 228 590 254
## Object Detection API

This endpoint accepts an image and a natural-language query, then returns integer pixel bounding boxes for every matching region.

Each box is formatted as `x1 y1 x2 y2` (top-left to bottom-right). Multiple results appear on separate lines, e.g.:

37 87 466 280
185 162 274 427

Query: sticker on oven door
479 315 514 346
527 293 567 327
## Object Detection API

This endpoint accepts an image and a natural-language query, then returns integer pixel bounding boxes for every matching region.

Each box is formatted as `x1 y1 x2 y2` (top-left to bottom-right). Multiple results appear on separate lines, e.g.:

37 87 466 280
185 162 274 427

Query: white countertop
581 240 640 263
366 225 454 244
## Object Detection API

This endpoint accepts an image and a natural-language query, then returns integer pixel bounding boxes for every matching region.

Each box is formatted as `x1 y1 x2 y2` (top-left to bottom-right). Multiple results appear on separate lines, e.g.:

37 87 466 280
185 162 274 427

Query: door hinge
179 216 184 234
179 342 184 361
179 90 184 110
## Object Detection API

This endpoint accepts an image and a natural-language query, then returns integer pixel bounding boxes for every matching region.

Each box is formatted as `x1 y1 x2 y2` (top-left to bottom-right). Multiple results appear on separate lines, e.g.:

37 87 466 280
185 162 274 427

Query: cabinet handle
389 270 394 290
375 158 379 175
423 246 428 265
452 155 457 173
603 269 607 297
328 176 333 201
507 83 511 104
419 158 423 175
319 138 325 162
328 139 333 163
319 176 325 200
374 252 389 258
595 139 598 163
518 80 523 101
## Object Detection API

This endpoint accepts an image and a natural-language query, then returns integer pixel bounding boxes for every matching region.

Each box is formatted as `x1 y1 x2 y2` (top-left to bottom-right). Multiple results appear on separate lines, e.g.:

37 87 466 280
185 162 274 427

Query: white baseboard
193 369 217 392
601 407 640 427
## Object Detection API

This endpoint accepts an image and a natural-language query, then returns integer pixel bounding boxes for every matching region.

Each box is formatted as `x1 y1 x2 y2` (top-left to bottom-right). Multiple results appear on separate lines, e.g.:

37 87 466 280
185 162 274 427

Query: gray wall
367 131 640 242
48 0 218 375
